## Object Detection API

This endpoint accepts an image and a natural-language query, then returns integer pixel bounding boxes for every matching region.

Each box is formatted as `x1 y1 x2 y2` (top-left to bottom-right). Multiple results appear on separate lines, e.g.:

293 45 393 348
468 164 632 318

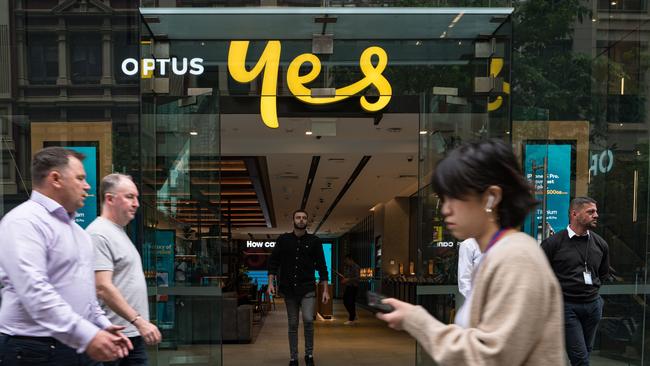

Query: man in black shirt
541 197 610 366
268 210 329 366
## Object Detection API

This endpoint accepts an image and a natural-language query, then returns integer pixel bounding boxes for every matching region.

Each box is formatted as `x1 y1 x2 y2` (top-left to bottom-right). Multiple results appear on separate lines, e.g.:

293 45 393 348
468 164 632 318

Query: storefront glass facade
1 1 650 365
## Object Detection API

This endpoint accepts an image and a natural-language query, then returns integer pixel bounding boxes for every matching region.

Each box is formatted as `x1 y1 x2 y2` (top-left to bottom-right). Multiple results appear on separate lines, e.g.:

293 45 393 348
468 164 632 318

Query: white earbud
486 195 495 212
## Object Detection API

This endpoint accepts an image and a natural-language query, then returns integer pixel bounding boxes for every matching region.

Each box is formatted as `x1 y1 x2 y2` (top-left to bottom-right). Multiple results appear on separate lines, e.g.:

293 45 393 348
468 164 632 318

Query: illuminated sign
487 58 510 112
121 41 392 129
246 240 276 248
228 41 392 129
434 241 455 248
121 57 204 77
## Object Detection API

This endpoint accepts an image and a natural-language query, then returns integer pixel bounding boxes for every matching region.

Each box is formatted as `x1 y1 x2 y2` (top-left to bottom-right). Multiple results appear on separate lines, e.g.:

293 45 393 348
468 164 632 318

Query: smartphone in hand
366 291 394 313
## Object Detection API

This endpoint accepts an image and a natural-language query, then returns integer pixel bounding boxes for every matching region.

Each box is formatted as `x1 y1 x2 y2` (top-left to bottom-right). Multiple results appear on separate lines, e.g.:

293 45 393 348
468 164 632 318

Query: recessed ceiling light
305 131 313 135
419 130 428 135
189 131 198 136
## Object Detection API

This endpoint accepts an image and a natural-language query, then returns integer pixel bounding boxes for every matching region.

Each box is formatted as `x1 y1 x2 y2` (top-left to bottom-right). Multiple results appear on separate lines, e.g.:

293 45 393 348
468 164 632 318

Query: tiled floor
223 299 416 366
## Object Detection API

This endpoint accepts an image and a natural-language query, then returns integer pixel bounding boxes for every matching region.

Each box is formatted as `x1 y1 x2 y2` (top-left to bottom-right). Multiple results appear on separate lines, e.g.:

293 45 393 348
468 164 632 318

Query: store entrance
139 7 513 366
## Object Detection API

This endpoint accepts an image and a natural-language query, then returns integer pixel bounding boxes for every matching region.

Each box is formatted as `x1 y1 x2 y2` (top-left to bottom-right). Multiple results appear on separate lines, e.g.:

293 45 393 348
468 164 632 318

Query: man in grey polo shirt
87 173 161 366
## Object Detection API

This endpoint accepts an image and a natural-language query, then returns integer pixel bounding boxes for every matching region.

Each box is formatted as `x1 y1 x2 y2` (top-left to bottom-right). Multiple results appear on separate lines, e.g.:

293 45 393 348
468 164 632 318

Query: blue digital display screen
247 270 269 289
523 144 572 237
317 243 332 283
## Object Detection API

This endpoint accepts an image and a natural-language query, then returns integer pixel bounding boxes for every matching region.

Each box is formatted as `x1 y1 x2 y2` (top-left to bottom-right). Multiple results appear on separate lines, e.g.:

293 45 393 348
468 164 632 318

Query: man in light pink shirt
0 147 133 365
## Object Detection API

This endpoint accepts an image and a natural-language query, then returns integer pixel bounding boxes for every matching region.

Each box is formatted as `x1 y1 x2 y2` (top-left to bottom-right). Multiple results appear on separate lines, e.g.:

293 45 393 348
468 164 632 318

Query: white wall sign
121 57 204 76
246 240 276 248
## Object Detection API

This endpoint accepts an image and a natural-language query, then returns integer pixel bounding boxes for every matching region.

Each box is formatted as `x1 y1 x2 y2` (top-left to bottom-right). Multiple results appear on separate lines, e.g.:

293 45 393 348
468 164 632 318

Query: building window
70 33 102 84
27 33 58 85
114 33 139 84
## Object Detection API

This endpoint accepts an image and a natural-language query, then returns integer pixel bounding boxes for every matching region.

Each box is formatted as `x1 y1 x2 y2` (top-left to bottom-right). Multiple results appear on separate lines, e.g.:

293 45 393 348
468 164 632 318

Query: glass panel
414 16 513 366
140 24 223 363
140 0 512 8
511 1 650 364
141 9 513 41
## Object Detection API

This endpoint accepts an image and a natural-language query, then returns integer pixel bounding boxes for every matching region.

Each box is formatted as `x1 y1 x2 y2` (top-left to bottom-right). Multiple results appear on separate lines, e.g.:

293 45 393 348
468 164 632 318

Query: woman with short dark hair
377 139 565 365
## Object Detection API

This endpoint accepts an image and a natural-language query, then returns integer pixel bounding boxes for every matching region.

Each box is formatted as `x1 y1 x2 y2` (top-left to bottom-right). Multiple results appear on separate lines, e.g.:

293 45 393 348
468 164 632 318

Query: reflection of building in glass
0 1 13 202
2 0 140 213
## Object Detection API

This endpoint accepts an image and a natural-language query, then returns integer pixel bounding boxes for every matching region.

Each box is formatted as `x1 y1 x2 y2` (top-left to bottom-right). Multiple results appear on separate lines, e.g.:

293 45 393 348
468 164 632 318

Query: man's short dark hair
292 209 308 219
570 197 597 212
31 147 85 187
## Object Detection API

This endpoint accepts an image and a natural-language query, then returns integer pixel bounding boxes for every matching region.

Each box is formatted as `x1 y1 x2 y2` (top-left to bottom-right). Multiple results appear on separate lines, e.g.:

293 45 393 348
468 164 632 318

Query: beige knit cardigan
403 232 566 365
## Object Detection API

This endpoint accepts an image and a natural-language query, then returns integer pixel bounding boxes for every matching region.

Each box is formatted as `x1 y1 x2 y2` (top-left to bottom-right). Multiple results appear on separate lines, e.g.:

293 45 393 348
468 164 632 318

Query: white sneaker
343 320 355 325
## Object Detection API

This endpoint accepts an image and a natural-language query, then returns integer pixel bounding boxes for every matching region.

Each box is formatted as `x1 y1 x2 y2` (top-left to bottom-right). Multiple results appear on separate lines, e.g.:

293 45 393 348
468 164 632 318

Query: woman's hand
376 298 416 331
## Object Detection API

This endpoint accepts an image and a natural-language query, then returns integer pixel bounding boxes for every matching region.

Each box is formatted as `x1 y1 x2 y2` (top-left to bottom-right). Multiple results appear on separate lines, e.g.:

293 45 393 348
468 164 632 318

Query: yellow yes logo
487 58 510 112
228 41 392 129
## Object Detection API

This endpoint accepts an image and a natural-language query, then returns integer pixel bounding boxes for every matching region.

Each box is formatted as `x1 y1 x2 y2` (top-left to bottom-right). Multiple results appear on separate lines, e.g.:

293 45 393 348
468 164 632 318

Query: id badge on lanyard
583 262 593 285
576 234 593 285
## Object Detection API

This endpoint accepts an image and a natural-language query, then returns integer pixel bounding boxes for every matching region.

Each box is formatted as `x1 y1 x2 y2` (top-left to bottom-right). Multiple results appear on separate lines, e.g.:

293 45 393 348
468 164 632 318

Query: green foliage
512 0 594 121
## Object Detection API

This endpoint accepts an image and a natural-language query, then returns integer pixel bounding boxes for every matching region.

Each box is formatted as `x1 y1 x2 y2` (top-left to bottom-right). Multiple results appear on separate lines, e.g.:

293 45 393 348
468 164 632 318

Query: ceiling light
419 130 428 135
305 131 313 135
611 1 617 5
189 131 198 136
592 18 597 22
415 40 422 46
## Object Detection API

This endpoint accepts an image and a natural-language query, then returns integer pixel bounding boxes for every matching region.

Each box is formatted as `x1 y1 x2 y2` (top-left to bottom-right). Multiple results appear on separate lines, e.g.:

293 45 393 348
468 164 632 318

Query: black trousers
343 285 358 321
102 336 149 366
0 334 99 366
564 297 604 366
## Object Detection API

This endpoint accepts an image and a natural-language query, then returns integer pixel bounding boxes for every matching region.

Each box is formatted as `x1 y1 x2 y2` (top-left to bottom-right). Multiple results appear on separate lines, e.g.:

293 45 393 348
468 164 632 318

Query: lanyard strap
485 228 507 253
468 228 508 288
572 232 591 272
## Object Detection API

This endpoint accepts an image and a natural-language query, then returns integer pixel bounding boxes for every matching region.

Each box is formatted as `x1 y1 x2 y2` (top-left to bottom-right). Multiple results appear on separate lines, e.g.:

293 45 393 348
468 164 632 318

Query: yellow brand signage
488 58 510 112
228 41 392 129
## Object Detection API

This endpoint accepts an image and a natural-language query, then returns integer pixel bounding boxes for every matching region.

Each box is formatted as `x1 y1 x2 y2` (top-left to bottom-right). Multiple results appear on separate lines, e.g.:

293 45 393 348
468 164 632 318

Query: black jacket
541 229 609 303
268 232 328 297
